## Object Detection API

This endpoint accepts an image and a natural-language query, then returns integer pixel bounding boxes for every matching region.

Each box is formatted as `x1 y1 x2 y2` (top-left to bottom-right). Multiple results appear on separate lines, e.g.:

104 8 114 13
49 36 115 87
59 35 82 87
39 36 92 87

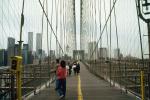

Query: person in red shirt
56 60 67 99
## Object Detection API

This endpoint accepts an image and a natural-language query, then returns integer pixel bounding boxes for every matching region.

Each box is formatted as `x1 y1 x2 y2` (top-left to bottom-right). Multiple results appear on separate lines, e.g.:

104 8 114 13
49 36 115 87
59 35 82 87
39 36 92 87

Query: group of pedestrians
55 59 80 100
72 62 80 75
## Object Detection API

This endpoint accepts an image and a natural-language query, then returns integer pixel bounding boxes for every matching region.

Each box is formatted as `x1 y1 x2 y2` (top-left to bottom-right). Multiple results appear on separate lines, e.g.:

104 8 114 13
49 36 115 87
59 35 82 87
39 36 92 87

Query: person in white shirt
72 62 77 75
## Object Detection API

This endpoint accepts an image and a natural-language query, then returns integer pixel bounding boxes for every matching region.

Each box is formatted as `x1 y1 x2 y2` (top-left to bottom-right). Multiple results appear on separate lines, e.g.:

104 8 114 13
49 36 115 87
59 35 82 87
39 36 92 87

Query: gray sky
0 0 149 58
81 0 148 58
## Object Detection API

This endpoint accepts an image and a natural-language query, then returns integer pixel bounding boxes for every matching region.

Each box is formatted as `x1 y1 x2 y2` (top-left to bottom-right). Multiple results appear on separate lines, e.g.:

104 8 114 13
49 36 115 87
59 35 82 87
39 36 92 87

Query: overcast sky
0 0 149 58
80 0 148 58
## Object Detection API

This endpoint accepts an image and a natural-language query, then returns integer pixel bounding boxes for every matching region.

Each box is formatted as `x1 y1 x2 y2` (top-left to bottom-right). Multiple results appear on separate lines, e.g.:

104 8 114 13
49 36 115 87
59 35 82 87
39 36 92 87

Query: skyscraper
7 37 15 48
88 41 98 60
36 33 42 58
114 48 120 59
99 48 108 59
14 44 19 56
0 49 7 66
7 37 15 65
28 32 33 51
23 44 29 64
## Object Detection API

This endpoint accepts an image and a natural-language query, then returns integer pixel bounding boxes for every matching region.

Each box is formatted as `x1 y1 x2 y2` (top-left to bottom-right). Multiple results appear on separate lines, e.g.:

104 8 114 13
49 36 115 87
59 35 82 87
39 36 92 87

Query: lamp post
17 0 25 99
18 0 25 56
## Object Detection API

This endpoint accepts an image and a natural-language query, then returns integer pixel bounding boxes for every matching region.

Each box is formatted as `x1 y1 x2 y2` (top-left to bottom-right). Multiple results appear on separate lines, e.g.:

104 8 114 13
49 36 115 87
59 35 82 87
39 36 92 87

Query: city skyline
0 0 149 58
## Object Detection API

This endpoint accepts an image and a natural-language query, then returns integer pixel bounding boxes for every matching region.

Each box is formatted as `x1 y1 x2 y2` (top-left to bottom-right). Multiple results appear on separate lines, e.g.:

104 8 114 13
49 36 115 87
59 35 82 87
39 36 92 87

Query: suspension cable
113 0 121 88
90 0 119 59
39 0 46 63
46 0 50 65
50 0 53 62
103 0 109 60
109 0 112 86
135 0 144 68
63 0 66 54
98 0 102 51
55 0 59 58
39 0 64 54
94 0 97 61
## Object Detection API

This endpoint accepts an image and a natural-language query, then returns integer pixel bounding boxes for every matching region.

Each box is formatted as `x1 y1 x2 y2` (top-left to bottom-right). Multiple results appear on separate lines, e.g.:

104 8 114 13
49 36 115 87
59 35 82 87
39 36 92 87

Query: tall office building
7 37 15 48
49 50 55 58
114 48 120 59
23 44 29 64
88 41 98 60
0 49 7 66
36 33 42 58
7 37 15 65
14 44 19 56
98 48 108 59
28 32 33 51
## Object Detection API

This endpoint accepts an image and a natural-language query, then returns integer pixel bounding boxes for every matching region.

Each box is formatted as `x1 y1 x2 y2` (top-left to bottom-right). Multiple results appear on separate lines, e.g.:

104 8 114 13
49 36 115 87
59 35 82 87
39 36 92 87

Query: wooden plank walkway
29 62 139 100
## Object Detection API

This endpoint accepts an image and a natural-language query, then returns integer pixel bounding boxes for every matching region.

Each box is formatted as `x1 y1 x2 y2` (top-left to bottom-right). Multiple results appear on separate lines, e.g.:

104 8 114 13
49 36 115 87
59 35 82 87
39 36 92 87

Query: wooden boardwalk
29 62 139 100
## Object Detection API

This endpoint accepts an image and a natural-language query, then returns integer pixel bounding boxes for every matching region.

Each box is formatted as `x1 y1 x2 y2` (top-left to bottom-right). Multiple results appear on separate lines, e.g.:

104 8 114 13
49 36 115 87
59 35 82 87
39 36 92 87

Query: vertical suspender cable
88 0 90 51
89 0 91 69
109 0 112 86
62 0 64 56
65 1 67 55
73 0 77 50
59 0 62 57
99 0 102 54
98 0 102 73
80 0 82 51
94 0 97 62
18 0 25 56
46 0 50 65
46 0 51 84
40 0 46 90
91 0 94 64
135 0 144 70
91 0 93 69
89 0 118 61
113 0 121 89
59 0 64 57
95 0 97 72
50 0 53 62
135 0 145 99
55 0 59 58
103 0 109 62
39 0 64 57
92 0 94 70
63 1 66 54
104 0 108 75
2 0 4 47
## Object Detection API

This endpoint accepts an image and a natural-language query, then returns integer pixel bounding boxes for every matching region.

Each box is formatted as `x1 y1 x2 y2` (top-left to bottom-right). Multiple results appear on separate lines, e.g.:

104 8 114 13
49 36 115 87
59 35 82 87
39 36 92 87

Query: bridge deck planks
30 62 138 100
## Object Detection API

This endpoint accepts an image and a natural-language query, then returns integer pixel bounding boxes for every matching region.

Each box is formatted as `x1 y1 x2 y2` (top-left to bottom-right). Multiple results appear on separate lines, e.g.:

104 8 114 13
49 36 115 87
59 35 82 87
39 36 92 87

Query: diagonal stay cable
135 0 144 68
39 0 64 54
90 0 119 58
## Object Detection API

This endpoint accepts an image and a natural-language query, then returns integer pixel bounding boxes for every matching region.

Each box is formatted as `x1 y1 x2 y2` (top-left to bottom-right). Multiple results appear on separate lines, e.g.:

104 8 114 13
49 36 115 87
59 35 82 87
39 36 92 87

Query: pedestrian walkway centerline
78 75 83 100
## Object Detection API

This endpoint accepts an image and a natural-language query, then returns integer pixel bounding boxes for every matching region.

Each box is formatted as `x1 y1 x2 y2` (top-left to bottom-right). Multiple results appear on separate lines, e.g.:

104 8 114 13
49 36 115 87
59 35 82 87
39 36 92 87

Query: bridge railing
83 59 148 99
0 64 56 100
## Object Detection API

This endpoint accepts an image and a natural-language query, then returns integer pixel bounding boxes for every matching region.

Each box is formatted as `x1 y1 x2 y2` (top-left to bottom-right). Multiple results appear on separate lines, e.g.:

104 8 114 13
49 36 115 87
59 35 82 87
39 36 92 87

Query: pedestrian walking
72 62 77 75
56 60 67 99
66 63 69 76
68 62 72 76
76 62 80 74
55 59 60 91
